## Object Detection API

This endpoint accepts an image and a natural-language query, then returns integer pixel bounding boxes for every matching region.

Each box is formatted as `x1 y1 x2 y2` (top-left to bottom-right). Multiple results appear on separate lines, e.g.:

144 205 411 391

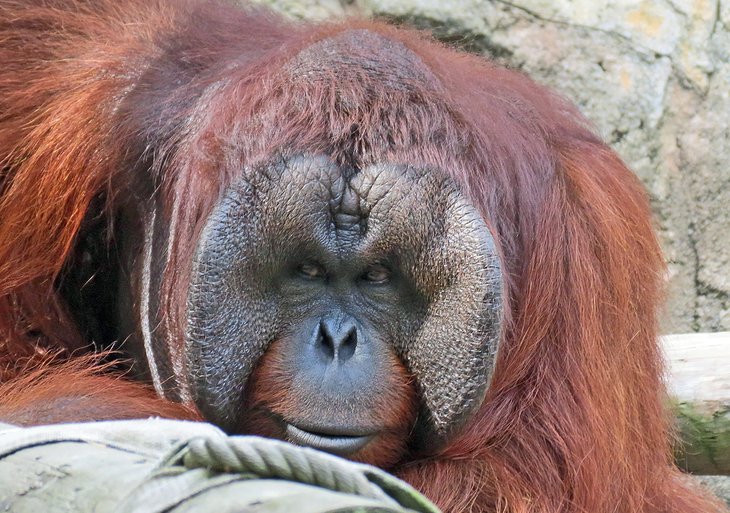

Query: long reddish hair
0 1 724 512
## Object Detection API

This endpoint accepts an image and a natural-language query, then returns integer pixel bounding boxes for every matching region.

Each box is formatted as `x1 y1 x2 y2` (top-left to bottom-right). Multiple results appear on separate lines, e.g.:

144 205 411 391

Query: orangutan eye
362 264 391 284
298 262 326 280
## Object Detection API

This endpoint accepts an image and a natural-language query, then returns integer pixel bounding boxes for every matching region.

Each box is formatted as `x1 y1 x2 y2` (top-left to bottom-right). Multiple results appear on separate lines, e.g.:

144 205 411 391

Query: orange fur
0 1 725 512
0 354 199 424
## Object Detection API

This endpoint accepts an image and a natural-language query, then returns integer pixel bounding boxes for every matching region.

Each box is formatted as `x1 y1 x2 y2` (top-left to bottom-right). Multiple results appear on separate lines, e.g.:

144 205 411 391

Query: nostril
317 319 358 362
338 327 357 361
318 320 335 359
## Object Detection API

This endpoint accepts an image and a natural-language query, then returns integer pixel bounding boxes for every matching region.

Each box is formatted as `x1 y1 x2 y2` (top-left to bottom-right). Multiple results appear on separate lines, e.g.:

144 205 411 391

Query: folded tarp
0 419 440 513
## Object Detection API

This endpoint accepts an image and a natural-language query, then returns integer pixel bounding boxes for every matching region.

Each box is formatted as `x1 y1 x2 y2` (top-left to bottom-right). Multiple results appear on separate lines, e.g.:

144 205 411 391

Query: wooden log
663 332 730 475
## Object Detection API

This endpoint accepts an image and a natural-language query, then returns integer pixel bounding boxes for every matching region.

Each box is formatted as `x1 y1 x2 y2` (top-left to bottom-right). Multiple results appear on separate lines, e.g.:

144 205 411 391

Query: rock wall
255 0 730 334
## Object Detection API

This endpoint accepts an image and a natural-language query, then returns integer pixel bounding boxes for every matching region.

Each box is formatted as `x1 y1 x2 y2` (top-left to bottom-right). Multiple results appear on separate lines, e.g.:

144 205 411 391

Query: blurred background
253 0 730 336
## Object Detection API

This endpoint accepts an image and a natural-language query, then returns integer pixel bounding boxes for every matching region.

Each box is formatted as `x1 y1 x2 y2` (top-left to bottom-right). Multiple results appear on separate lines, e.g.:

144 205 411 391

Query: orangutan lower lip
285 423 374 455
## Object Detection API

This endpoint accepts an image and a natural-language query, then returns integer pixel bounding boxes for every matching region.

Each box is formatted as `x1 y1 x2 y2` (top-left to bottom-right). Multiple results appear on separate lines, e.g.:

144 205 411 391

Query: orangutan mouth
284 423 375 455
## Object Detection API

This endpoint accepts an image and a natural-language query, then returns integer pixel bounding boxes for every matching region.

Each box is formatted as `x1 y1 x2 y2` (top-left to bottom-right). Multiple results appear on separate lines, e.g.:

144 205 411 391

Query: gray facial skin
184 155 503 450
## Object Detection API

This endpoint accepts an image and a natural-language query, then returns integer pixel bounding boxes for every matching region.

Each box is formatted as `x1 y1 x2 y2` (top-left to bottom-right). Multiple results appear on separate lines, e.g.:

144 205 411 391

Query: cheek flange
184 156 343 430
351 164 503 448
